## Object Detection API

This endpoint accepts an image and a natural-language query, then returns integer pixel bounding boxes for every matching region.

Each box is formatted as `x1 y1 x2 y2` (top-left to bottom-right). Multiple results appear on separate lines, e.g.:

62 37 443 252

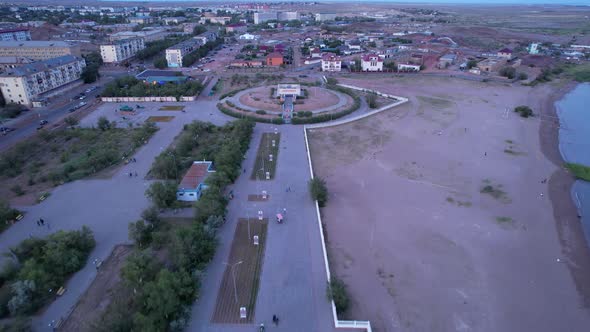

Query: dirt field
58 245 133 332
239 86 343 112
308 75 590 332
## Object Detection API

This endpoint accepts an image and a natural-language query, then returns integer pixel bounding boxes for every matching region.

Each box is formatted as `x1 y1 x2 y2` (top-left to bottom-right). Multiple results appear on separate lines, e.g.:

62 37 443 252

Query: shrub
499 66 516 79
255 110 266 115
97 116 111 131
366 93 378 109
326 277 349 314
145 181 178 209
154 56 167 69
517 72 528 80
309 177 328 207
566 163 590 181
514 105 533 118
10 185 24 196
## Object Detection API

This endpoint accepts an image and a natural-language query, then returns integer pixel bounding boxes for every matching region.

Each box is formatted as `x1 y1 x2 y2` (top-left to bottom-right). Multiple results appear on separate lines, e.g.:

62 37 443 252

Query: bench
56 287 66 296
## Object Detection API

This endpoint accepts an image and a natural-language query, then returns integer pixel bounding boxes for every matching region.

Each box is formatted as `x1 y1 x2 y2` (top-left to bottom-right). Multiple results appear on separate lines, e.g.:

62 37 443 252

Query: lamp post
223 261 243 305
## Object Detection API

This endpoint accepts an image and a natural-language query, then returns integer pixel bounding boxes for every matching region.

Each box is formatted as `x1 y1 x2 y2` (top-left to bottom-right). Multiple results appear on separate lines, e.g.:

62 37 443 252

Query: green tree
97 116 111 131
514 105 533 118
153 56 168 69
309 177 328 207
326 277 349 315
499 66 516 79
145 181 177 209
64 116 79 128
467 60 478 69
366 94 378 109
121 249 161 289
171 223 216 271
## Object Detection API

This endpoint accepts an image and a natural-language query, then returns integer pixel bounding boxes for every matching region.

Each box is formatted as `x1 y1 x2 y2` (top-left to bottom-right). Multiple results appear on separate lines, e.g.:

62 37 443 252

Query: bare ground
239 86 344 112
308 76 590 332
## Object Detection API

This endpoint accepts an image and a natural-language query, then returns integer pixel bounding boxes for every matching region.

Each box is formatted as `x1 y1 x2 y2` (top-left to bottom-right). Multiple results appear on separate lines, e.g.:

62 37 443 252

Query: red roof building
266 52 284 66
177 161 215 201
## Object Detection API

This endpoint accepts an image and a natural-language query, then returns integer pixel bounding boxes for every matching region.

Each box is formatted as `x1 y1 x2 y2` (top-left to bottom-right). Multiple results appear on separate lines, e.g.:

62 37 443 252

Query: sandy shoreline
541 81 590 307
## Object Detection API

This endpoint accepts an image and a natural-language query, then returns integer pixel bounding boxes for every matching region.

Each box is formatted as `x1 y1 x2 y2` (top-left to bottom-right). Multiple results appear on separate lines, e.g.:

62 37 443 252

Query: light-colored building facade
315 13 337 22
100 38 145 63
254 12 278 24
0 28 31 41
128 16 155 25
166 39 203 68
162 17 186 25
225 24 247 34
0 41 80 61
321 53 342 72
110 29 168 42
361 54 383 71
278 11 299 21
0 56 33 71
397 63 421 72
199 16 231 25
176 161 215 202
0 55 85 106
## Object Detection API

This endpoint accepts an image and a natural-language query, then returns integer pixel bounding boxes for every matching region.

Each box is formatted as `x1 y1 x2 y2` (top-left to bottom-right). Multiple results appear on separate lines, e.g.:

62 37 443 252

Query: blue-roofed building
135 69 187 84
0 55 85 106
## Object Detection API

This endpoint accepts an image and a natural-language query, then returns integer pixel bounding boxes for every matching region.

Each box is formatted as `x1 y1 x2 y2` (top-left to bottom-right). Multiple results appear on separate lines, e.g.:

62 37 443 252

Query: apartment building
166 39 203 68
0 41 81 61
0 56 33 71
315 13 337 22
0 55 86 106
254 12 278 24
361 54 383 71
278 11 299 21
199 16 231 25
100 38 145 63
128 16 155 25
0 27 31 41
110 29 168 42
321 53 342 72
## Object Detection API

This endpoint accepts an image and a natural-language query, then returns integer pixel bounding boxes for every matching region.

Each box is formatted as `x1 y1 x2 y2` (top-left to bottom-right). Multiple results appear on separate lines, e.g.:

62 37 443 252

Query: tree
121 249 161 289
309 177 328 207
145 181 177 209
8 280 36 316
97 116 111 131
64 116 79 128
153 56 167 69
171 223 216 271
467 60 478 69
366 94 378 109
514 105 533 118
129 220 153 248
326 277 349 315
517 72 528 80
499 66 516 79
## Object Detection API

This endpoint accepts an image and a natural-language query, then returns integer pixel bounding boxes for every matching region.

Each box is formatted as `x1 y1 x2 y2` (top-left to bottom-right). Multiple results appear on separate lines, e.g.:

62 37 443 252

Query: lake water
556 83 590 246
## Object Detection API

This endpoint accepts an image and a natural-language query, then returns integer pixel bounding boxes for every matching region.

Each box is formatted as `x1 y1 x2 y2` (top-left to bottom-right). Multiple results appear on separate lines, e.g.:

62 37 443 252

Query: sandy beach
308 75 590 332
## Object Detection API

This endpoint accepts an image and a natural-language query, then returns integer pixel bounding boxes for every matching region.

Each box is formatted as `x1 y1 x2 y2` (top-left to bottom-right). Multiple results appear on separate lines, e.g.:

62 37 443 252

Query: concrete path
188 124 334 331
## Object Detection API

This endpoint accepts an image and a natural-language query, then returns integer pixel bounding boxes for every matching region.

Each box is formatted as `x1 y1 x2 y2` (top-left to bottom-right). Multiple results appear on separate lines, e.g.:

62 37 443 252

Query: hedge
291 85 361 124
217 103 285 124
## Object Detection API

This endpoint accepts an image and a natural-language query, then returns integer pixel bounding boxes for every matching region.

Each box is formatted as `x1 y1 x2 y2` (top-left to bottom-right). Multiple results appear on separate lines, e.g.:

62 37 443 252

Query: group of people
36 218 49 229
259 315 280 331
128 172 138 177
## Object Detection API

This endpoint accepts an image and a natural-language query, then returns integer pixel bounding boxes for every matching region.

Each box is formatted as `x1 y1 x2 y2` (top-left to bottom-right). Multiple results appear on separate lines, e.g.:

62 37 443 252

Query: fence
101 96 196 102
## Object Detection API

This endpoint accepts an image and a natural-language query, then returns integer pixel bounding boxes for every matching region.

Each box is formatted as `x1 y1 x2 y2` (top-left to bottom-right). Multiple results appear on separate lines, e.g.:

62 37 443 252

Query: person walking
39 218 44 226
36 220 40 227
134 171 138 177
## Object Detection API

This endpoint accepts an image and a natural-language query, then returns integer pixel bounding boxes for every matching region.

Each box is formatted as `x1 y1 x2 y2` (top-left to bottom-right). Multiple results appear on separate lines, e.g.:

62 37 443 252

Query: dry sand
308 75 590 332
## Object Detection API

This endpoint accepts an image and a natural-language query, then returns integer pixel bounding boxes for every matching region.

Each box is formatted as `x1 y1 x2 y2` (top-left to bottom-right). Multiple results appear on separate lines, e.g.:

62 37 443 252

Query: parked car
78 101 87 108
39 120 48 125
0 127 15 135
79 95 86 100
68 108 76 113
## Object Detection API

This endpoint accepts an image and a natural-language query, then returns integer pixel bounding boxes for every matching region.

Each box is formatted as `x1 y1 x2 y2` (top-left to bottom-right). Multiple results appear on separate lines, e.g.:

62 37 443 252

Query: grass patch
158 105 185 111
0 123 157 201
146 116 174 122
250 133 280 181
566 163 590 182
480 181 510 203
564 63 590 83
212 218 268 323
445 196 472 207
496 216 513 223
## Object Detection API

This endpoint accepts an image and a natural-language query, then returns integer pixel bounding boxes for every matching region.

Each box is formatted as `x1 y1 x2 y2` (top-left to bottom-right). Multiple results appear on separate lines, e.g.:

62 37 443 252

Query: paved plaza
0 78 340 331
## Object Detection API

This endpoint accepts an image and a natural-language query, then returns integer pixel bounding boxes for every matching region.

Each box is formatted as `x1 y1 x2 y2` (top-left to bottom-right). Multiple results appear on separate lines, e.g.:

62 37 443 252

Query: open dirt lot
239 86 344 112
308 75 590 332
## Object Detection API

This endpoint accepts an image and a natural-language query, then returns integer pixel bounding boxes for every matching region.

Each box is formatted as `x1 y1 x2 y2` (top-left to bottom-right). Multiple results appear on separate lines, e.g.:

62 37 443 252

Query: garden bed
251 133 281 181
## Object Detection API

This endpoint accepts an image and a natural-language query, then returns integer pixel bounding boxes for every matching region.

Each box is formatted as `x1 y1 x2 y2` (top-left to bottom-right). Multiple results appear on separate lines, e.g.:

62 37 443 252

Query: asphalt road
0 71 128 151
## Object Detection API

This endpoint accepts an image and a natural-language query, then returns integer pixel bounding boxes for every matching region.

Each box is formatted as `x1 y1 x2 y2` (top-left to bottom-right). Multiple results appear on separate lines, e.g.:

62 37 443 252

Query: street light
223 261 243 305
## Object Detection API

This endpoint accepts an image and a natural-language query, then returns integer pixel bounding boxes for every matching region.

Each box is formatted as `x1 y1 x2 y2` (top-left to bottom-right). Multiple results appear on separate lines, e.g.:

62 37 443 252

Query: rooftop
0 27 29 33
179 161 214 190
362 54 383 62
0 55 81 77
0 41 74 48
322 53 341 61
266 52 283 59
498 48 513 53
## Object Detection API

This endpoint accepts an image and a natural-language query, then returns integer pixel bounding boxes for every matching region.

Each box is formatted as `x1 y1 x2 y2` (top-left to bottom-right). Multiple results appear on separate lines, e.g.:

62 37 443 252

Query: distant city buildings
278 11 299 21
0 27 31 41
226 23 247 34
100 38 145 63
199 16 231 25
128 16 155 25
0 41 80 61
110 29 168 42
0 55 86 105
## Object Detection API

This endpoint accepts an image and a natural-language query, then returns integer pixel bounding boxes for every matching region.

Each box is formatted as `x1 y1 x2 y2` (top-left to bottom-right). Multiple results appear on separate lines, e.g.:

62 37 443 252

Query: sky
102 0 589 4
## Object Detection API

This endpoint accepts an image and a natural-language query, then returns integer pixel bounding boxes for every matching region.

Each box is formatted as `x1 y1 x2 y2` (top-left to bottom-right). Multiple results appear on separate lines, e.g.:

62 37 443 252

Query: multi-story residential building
0 27 31 41
100 38 145 63
0 56 33 72
225 23 247 34
321 53 342 72
128 16 155 25
183 22 198 34
162 17 186 25
361 54 383 71
110 29 168 42
166 39 203 68
199 16 231 25
0 55 86 106
0 41 81 61
315 13 337 22
254 12 278 24
278 11 299 21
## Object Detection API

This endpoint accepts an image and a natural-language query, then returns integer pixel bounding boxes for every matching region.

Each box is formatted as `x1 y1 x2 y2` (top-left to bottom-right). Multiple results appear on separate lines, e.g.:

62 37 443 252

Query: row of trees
0 228 95 318
101 76 203 99
81 52 103 84
136 36 190 60
181 38 224 68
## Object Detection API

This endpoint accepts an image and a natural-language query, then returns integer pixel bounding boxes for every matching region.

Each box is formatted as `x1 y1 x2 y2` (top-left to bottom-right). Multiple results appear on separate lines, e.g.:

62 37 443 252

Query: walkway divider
302 82 409 332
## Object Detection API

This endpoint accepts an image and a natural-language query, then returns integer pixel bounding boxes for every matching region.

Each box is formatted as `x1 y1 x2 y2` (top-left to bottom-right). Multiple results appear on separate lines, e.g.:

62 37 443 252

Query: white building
361 54 383 72
321 53 341 72
238 33 259 40
166 39 203 68
100 38 145 63
254 12 278 24
528 43 540 55
199 16 231 25
397 63 421 72
128 16 155 25
0 27 31 41
278 11 299 21
162 17 186 25
0 41 80 61
110 29 168 42
315 13 337 22
0 55 85 106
